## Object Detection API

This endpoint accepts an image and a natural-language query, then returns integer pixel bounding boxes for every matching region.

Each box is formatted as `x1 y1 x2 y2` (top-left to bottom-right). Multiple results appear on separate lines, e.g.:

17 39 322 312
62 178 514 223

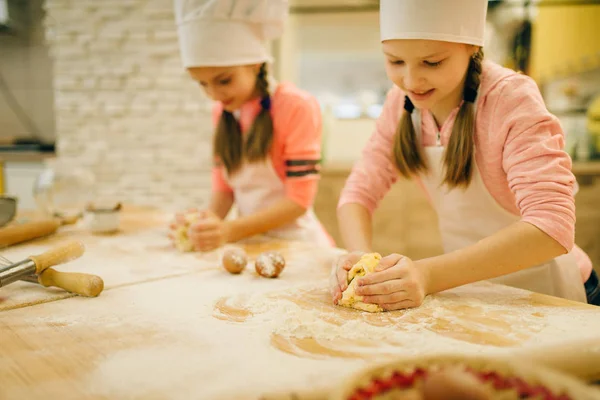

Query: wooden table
1 206 600 399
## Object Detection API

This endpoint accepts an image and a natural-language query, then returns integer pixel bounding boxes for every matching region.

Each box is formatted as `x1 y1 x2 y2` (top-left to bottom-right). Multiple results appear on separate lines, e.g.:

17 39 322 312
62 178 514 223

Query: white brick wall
43 0 213 211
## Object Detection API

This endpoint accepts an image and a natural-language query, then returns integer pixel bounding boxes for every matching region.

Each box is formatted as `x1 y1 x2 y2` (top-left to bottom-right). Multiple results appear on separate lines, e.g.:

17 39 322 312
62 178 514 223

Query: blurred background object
33 165 96 220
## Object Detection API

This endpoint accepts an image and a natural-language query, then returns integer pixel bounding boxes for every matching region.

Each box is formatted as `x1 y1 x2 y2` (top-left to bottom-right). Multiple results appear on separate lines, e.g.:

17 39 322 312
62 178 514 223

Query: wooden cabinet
573 179 600 271
314 164 600 272
314 166 443 259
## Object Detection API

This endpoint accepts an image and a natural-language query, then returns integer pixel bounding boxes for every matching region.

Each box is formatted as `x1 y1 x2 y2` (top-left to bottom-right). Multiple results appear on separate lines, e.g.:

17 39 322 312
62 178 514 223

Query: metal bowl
0 196 17 227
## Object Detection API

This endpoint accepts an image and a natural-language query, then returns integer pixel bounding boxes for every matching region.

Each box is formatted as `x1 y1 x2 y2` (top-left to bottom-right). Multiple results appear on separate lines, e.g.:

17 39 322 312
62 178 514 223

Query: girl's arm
330 87 405 301
210 164 236 219
208 190 234 220
336 87 404 251
337 203 374 253
418 221 565 294
224 199 306 242
209 103 236 220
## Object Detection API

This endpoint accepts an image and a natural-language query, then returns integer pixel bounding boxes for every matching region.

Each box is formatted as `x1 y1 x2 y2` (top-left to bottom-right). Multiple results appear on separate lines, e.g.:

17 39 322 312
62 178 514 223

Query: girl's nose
403 67 424 91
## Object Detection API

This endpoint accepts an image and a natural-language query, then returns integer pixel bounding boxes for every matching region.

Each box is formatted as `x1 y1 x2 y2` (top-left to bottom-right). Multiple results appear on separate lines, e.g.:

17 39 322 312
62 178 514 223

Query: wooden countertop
1 206 600 399
0 151 55 163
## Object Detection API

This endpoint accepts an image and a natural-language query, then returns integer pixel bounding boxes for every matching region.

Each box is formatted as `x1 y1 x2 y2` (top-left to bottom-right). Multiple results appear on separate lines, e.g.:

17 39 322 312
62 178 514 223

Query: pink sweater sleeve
495 75 576 251
276 93 323 209
338 88 402 213
211 103 233 194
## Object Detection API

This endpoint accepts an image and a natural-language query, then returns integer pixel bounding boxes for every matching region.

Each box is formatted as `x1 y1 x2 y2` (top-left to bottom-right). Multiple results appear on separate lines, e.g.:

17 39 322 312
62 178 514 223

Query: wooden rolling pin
21 268 104 297
0 214 81 248
0 240 86 288
0 218 61 248
1 239 103 297
28 240 86 275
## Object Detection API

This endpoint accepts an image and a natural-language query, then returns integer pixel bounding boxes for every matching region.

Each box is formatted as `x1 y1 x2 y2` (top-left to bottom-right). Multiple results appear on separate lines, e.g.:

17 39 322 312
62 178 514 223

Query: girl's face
382 39 475 112
187 64 261 112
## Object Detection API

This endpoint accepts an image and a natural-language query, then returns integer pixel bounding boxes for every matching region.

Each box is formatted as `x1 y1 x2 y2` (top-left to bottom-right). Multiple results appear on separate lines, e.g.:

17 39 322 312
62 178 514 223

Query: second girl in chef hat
170 0 334 251
330 0 599 308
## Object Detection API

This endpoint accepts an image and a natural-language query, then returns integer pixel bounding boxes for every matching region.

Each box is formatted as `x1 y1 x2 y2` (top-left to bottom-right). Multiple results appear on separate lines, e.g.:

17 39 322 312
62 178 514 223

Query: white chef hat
174 0 288 68
380 0 488 46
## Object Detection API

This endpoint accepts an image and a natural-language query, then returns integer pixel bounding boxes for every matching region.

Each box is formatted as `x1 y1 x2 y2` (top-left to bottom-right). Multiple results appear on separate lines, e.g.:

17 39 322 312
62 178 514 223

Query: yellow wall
530 4 600 83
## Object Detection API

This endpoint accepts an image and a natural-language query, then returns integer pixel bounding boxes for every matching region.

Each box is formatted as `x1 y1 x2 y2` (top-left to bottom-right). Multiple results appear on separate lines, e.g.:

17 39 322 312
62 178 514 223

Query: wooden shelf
323 160 600 177
0 152 55 163
572 160 600 176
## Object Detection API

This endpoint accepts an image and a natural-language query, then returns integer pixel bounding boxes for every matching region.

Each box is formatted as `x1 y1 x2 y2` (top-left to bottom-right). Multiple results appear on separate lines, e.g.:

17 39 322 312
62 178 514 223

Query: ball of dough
421 368 491 400
221 247 248 274
171 211 202 252
255 251 286 278
338 253 383 312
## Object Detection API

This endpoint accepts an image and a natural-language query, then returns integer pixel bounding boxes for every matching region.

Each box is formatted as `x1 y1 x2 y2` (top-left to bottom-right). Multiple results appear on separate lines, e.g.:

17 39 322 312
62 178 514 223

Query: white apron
412 109 586 302
225 159 331 246
223 99 331 247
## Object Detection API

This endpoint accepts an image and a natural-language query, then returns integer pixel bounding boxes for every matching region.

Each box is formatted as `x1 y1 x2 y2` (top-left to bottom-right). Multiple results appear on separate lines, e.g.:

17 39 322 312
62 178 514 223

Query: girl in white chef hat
331 0 599 308
170 0 334 251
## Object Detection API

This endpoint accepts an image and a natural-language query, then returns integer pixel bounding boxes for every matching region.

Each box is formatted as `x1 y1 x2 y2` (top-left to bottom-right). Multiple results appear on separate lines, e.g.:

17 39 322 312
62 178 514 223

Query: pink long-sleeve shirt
339 60 593 282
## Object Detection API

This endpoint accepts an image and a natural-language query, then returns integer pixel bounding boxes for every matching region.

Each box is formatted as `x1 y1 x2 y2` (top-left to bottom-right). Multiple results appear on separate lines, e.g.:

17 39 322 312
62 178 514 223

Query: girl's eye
425 60 443 67
390 60 404 66
219 78 231 85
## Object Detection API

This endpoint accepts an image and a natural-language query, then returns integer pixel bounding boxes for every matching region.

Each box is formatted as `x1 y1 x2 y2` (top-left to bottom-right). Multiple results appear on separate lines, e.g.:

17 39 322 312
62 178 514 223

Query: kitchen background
1 0 599 265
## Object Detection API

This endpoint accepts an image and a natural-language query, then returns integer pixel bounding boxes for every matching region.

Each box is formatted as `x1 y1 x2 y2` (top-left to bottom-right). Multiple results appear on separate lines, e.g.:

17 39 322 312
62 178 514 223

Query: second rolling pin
20 268 104 297
0 215 80 248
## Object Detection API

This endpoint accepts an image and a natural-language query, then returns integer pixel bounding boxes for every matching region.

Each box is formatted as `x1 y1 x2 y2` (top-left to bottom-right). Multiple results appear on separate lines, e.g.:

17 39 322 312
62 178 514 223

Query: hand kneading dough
338 253 384 313
172 211 202 252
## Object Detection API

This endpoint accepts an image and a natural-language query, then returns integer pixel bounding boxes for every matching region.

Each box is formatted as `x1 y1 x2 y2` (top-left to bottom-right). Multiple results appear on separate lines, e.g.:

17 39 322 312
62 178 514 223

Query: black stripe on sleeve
285 159 321 167
286 169 320 177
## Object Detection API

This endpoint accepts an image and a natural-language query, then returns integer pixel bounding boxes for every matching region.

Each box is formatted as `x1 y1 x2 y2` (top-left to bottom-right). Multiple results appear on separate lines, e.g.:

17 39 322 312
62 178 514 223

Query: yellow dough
172 211 202 252
338 253 384 313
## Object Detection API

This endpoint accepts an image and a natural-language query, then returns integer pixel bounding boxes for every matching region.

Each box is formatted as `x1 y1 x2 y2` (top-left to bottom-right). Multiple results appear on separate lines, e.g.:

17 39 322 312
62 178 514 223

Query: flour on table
87 345 205 398
231 282 600 354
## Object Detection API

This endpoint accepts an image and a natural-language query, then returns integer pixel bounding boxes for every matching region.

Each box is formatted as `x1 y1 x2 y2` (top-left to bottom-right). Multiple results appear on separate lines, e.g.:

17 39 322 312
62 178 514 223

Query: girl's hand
188 210 232 252
168 207 201 230
354 253 428 311
168 207 201 244
329 251 366 304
